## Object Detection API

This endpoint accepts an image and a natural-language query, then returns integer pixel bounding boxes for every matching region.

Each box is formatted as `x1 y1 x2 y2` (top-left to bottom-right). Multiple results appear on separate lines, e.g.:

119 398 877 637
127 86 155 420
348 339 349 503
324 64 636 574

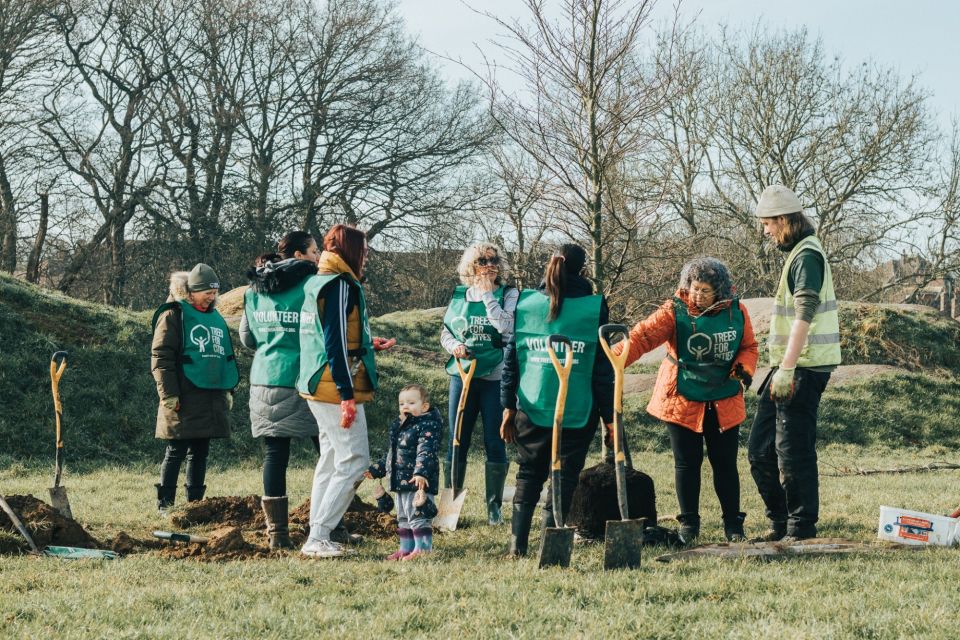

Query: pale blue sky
395 0 959 130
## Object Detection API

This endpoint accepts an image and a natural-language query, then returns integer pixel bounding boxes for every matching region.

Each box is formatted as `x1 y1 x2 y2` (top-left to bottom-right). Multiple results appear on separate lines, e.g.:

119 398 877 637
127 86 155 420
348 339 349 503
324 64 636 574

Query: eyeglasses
476 256 500 267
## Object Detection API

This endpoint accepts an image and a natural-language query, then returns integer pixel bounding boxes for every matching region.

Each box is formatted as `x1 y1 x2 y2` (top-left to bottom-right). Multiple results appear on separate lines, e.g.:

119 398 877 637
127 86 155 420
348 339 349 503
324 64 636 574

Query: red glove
372 337 396 352
340 399 357 429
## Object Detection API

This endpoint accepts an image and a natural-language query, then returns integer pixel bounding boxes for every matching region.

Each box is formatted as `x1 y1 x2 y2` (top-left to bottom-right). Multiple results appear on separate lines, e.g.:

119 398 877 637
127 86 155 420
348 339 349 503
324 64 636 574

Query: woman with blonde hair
440 241 519 525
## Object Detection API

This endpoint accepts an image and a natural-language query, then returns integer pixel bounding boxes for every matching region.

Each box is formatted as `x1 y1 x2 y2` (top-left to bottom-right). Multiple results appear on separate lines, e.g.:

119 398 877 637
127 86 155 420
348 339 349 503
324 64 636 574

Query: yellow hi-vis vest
769 235 842 368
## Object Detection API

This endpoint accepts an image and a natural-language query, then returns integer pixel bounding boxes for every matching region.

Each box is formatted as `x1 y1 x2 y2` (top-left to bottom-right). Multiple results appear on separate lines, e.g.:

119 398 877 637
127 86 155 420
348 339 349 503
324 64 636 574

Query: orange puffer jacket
619 290 759 433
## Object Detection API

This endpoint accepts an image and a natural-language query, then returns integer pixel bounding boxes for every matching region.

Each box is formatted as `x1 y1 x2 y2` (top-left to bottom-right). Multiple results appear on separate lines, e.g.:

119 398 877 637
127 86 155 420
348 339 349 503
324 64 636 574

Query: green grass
2 448 960 638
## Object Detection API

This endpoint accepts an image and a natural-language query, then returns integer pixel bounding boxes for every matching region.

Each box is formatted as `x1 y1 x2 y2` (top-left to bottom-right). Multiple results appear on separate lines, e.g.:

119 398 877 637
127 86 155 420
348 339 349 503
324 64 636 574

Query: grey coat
241 259 319 439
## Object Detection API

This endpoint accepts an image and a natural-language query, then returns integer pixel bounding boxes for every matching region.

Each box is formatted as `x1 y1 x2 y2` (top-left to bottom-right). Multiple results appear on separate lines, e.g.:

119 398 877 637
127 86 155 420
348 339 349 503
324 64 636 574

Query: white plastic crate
877 505 959 546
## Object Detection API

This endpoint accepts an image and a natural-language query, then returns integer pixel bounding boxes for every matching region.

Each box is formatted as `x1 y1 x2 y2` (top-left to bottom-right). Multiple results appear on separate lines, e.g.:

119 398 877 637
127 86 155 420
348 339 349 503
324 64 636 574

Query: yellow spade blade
434 488 468 532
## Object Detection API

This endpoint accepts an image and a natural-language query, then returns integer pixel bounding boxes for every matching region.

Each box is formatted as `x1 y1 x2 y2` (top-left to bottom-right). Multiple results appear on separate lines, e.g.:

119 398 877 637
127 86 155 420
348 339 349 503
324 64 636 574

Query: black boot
185 484 206 502
507 502 536 557
485 462 509 526
752 520 787 542
677 512 701 544
723 512 747 542
261 496 294 550
155 483 176 515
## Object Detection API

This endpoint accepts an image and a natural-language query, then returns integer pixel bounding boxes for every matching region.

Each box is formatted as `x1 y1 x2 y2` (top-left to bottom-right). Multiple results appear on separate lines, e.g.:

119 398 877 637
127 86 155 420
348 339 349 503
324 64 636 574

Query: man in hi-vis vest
748 185 841 542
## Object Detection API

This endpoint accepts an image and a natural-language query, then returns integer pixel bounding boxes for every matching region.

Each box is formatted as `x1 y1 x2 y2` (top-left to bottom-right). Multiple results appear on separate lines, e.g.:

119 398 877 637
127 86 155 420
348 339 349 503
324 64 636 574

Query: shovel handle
450 358 476 495
546 335 573 528
599 325 632 520
0 495 40 554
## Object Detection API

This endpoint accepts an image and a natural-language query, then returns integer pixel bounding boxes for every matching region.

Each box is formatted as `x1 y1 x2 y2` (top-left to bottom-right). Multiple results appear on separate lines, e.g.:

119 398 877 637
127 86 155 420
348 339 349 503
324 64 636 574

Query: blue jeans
447 376 507 470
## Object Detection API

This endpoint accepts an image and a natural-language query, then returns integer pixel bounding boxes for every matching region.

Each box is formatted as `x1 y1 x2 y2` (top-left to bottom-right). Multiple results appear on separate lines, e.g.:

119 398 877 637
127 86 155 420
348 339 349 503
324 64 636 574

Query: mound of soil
171 495 264 529
290 495 397 540
0 494 100 553
168 493 395 543
567 463 657 540
156 526 274 562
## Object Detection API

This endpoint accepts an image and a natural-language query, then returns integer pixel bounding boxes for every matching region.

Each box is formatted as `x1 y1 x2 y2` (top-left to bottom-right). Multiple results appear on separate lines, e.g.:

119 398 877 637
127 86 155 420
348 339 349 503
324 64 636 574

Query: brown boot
261 496 294 550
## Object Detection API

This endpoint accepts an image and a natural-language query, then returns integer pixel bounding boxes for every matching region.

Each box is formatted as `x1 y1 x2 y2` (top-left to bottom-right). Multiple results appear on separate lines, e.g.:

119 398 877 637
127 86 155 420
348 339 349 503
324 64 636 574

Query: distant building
878 254 957 319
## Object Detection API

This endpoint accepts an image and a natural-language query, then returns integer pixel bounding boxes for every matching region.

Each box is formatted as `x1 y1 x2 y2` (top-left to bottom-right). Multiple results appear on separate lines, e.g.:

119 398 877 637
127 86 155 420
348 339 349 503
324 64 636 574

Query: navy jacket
368 407 443 495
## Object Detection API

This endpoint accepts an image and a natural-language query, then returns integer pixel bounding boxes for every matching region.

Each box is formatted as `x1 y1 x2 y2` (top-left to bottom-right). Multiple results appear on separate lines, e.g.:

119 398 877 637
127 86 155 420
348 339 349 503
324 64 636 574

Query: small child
366 384 442 561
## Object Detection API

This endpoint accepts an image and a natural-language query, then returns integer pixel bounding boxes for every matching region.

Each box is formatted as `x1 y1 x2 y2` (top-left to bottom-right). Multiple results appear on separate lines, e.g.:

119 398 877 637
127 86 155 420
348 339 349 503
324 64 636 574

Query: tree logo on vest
190 324 226 356
687 333 712 361
449 316 469 343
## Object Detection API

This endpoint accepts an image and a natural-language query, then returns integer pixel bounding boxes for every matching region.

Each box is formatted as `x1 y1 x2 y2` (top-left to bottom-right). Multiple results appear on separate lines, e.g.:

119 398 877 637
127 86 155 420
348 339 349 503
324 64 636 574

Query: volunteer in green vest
240 230 320 549
440 242 519 525
298 224 396 559
499 243 614 556
151 263 239 514
612 258 759 542
748 185 841 542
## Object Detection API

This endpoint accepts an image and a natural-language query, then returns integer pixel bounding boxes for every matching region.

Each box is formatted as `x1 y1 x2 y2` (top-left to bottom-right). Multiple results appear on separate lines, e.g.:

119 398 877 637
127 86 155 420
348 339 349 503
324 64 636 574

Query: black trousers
263 436 291 497
666 403 741 522
747 367 831 537
159 438 210 488
513 409 598 524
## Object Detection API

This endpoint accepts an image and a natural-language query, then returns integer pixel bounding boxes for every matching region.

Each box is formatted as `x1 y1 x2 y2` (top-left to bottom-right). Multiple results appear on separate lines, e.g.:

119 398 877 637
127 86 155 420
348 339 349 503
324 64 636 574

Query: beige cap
755 185 804 218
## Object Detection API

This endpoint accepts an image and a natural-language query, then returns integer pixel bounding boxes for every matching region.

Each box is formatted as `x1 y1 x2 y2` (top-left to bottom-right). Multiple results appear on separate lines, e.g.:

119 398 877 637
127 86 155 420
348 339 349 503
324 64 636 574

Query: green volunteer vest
244 283 307 387
443 285 508 377
151 301 239 390
296 273 379 395
514 290 602 429
769 235 842 367
673 298 744 402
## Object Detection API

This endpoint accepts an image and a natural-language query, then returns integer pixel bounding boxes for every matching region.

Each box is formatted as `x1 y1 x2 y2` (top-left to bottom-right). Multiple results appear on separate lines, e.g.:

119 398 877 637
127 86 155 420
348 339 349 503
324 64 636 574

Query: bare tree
291 0 493 241
697 26 934 293
42 0 173 303
483 0 676 295
0 0 55 273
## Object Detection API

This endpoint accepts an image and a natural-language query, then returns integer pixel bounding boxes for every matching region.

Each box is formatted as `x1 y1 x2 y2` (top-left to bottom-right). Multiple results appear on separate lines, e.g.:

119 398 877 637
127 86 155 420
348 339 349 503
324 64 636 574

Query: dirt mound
156 526 274 562
171 495 264 529
0 494 100 552
216 285 248 319
567 463 657 540
290 495 397 540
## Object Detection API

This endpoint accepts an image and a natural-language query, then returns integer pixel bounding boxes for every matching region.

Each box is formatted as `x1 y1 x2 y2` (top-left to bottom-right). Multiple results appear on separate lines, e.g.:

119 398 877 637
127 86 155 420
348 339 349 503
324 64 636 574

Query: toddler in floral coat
366 384 441 560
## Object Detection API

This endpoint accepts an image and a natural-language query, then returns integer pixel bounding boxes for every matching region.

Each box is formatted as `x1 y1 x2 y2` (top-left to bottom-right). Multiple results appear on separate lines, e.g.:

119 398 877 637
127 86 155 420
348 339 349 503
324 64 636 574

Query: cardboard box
877 505 958 546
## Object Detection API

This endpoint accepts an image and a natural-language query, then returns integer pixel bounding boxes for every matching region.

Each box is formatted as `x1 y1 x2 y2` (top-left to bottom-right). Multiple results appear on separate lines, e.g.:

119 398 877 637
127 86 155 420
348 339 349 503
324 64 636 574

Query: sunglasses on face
476 256 500 267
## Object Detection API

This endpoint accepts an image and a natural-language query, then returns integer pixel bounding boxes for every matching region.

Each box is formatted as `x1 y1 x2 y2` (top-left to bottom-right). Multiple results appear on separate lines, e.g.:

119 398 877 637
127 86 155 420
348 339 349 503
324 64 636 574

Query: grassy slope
2 451 960 638
3 274 960 465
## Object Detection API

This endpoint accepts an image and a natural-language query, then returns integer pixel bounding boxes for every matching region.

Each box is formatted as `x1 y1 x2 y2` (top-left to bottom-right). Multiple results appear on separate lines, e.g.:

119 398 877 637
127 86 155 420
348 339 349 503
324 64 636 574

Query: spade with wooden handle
49 351 73 519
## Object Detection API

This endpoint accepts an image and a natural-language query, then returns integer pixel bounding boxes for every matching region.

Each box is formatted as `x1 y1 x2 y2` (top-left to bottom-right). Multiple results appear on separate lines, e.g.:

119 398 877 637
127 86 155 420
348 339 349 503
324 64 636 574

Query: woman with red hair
297 224 395 558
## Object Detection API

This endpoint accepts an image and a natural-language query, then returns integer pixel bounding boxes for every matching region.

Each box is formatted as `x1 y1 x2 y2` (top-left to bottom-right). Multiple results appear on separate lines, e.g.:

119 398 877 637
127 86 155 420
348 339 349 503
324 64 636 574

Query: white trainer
301 539 350 558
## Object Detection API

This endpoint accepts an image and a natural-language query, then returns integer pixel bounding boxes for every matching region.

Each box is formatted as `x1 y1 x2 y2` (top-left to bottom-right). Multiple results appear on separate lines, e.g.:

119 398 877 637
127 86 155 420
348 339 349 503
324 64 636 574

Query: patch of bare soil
171 495 264 529
0 495 100 553
155 526 275 562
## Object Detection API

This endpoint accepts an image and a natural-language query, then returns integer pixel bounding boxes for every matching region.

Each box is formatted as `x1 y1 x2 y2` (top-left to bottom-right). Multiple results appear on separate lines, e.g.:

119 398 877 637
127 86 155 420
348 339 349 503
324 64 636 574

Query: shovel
538 334 576 569
49 351 73 520
0 495 40 554
599 324 645 570
434 356 477 532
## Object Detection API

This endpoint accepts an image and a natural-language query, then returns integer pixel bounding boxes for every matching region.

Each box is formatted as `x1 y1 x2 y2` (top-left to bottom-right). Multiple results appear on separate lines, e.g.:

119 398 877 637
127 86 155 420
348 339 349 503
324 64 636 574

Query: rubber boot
261 496 294 550
155 483 176 516
752 520 787 542
185 484 206 502
723 512 747 542
677 512 701 544
485 462 509 526
507 502 536 557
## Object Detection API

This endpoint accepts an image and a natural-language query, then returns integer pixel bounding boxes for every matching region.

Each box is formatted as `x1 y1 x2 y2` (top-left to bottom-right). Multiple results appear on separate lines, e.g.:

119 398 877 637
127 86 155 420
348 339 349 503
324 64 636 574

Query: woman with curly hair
614 257 758 542
440 242 519 525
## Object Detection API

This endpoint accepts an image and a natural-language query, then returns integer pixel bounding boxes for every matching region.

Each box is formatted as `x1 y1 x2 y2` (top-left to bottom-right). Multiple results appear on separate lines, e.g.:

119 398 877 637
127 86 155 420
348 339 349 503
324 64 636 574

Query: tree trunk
0 154 17 273
26 193 48 284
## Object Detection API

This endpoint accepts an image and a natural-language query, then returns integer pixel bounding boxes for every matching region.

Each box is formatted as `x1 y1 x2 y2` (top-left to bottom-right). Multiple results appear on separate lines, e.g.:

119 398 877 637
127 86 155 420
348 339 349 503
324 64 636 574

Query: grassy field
3 446 960 639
